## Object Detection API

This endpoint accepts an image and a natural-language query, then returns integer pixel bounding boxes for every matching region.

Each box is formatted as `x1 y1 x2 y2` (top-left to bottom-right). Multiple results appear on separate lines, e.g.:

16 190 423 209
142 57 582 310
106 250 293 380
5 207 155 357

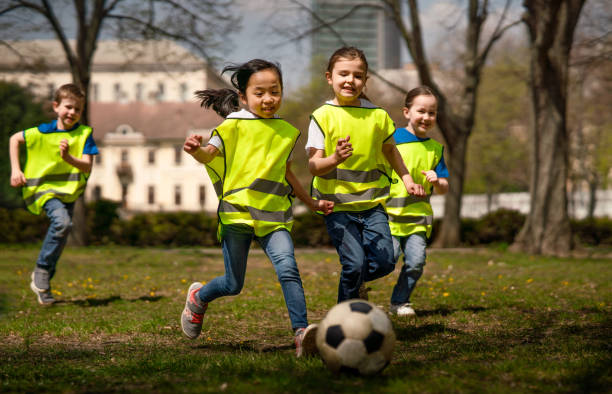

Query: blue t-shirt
29 120 99 155
394 128 449 178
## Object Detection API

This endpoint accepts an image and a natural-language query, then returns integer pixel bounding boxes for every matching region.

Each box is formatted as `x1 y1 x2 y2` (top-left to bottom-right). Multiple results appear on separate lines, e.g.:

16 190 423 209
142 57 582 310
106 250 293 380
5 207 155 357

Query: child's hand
315 199 334 215
406 182 426 197
10 169 26 187
183 134 203 155
332 135 352 164
421 170 439 185
59 138 70 159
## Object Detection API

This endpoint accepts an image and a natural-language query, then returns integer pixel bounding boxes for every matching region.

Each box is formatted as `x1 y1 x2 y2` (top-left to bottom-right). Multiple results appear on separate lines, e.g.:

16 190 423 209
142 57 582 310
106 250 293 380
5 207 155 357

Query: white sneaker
390 303 416 317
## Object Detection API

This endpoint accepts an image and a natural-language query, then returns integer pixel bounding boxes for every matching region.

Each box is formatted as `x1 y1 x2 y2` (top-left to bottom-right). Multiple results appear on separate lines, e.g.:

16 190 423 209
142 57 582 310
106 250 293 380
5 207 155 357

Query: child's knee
53 216 73 237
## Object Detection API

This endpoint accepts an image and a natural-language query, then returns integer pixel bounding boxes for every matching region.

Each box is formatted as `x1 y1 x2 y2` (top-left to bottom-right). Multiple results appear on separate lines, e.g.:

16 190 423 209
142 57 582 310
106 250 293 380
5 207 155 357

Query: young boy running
9 83 98 305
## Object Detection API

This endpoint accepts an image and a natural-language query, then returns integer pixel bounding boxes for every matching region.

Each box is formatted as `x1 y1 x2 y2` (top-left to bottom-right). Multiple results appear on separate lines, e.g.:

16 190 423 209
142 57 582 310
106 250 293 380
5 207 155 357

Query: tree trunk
433 130 468 247
511 0 585 256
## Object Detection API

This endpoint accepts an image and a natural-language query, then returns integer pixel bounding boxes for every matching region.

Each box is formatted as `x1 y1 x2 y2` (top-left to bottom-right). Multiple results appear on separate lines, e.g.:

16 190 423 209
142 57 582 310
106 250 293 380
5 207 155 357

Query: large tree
0 81 51 209
0 0 239 245
291 0 520 246
511 0 586 256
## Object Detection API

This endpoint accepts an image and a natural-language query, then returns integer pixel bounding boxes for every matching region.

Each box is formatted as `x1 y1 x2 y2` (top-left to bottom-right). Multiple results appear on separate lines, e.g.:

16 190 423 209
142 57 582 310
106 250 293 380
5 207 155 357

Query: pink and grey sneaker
181 282 208 339
295 323 319 357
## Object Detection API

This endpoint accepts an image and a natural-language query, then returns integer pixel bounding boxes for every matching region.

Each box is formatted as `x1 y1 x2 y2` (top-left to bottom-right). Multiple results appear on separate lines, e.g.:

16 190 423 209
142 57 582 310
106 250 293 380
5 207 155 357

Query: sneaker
181 282 208 339
30 281 55 305
295 323 319 357
358 283 371 301
31 268 50 292
390 303 416 317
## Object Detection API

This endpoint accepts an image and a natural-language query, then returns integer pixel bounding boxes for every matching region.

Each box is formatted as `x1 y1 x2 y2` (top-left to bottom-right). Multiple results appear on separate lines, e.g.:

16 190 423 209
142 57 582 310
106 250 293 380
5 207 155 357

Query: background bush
1 202 610 248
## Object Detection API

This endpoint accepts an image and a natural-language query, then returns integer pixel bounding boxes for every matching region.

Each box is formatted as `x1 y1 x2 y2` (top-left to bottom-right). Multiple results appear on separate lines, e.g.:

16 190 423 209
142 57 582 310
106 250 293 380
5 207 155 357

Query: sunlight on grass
0 246 610 393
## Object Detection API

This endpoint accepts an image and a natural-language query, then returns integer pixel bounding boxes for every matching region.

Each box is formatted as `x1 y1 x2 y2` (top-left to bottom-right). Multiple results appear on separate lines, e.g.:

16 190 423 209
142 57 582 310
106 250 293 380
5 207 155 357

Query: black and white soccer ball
316 300 396 375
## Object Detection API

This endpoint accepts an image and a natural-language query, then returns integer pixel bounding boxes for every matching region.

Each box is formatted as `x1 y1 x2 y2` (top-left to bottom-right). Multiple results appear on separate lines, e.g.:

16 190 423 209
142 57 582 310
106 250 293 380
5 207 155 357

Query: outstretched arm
286 163 334 215
9 131 26 187
382 143 425 197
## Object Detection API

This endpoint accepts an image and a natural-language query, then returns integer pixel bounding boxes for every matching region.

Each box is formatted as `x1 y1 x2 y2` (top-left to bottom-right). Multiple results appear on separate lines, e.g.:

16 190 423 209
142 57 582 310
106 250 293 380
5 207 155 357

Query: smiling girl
180 59 332 357
306 47 425 304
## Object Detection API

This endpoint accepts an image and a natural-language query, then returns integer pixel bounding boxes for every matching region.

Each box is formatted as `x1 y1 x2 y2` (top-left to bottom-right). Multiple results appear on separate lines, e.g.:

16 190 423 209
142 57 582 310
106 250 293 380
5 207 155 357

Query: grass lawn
0 245 610 393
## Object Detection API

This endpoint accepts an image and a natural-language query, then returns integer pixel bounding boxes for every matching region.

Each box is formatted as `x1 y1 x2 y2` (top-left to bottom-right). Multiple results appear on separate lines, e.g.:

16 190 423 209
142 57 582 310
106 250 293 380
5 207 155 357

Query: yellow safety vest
22 125 92 215
205 116 299 237
310 103 395 212
386 137 444 237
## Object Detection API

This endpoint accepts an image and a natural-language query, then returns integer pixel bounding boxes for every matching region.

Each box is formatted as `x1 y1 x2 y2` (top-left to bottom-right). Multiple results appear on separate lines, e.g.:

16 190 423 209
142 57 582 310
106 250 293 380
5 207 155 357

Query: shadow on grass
416 305 487 317
194 340 294 353
55 294 163 307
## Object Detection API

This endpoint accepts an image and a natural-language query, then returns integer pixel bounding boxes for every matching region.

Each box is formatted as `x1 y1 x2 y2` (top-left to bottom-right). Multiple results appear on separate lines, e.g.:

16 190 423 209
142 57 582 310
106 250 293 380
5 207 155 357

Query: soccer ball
316 300 396 375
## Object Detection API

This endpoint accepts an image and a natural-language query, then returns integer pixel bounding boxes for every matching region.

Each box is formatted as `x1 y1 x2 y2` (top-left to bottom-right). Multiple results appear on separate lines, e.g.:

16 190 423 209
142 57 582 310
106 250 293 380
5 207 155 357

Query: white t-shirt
208 109 292 160
305 99 395 152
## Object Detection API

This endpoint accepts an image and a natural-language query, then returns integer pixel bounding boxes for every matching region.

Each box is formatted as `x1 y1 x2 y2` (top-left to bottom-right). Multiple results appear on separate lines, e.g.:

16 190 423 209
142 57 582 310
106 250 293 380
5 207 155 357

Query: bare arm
59 139 94 173
307 135 353 176
422 170 449 195
286 163 334 215
9 131 26 187
184 134 219 164
382 143 425 197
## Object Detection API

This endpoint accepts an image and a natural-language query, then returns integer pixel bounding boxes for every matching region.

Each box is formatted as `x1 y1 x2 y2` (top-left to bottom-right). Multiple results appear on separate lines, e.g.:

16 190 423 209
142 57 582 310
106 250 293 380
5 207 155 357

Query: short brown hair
53 83 85 104
404 86 436 108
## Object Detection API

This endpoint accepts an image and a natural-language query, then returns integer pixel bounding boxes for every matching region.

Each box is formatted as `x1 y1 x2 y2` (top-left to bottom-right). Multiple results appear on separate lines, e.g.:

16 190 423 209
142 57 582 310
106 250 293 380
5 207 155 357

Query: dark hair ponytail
195 59 283 118
194 88 239 118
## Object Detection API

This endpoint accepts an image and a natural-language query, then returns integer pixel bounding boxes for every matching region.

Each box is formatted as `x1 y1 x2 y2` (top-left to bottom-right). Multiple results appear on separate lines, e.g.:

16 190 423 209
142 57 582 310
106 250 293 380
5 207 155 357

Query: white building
0 40 228 213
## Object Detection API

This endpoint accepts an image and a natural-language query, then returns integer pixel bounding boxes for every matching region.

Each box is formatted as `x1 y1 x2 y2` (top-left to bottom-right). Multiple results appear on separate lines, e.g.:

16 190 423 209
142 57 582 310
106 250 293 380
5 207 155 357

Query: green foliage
461 209 526 246
572 217 612 246
0 81 52 208
465 43 530 194
2 202 610 247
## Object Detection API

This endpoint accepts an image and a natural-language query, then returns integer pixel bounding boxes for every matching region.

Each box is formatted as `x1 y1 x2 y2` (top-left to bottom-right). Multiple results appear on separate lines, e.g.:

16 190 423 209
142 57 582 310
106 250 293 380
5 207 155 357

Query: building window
199 185 206 207
92 83 99 102
148 149 155 165
93 185 102 201
95 153 102 164
174 145 182 165
174 185 181 206
135 82 143 101
148 185 155 205
47 83 55 100
121 149 129 163
180 83 188 102
114 83 122 101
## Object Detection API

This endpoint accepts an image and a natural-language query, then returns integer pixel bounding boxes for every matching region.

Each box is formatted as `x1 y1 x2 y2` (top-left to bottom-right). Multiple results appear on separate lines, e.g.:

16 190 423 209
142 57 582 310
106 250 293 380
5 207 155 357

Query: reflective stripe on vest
22 125 92 215
206 117 299 237
385 136 443 237
310 104 395 212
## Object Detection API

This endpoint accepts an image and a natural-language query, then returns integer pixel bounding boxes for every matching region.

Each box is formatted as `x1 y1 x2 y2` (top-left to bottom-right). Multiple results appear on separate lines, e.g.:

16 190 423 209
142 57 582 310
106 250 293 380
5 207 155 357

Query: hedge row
1 202 610 247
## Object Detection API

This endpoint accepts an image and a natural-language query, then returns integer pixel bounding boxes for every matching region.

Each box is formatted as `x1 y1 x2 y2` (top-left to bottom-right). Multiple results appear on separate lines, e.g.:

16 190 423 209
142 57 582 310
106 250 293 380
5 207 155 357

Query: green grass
0 245 610 393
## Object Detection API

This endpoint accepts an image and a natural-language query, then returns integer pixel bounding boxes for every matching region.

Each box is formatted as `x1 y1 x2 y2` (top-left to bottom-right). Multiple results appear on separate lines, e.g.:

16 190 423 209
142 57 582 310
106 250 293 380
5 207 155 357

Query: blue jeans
36 198 74 279
391 233 427 305
197 224 308 330
324 205 395 303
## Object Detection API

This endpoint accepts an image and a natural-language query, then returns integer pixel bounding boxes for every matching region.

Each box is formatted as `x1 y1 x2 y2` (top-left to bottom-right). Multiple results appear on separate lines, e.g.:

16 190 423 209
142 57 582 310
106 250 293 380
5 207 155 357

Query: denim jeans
36 198 74 279
197 224 308 330
391 232 427 305
324 205 395 303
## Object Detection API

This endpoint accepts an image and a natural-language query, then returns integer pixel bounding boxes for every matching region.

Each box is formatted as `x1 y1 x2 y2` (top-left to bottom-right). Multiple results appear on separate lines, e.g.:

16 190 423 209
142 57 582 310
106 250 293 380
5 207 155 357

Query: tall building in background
311 0 401 70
